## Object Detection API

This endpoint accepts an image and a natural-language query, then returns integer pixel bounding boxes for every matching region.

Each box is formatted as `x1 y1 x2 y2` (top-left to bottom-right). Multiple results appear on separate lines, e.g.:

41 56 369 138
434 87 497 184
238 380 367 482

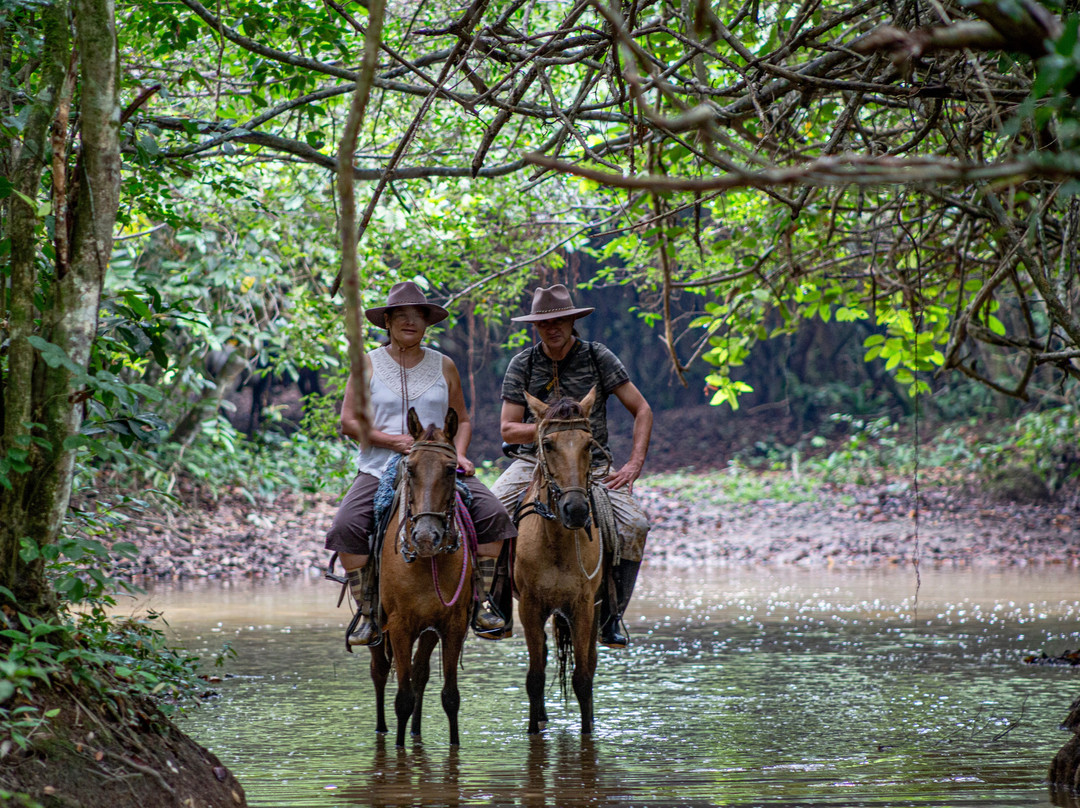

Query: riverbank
108 469 1080 580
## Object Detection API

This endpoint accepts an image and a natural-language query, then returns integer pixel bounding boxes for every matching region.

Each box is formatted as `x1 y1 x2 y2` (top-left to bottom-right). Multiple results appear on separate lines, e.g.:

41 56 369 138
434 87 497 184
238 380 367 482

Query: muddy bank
0 684 246 808
638 478 1080 569
109 472 1080 580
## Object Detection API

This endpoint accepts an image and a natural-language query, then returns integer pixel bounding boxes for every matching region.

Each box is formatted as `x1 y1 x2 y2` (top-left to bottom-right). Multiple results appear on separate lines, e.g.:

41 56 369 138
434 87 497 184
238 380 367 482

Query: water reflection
333 741 464 807
327 736 622 808
134 567 1080 807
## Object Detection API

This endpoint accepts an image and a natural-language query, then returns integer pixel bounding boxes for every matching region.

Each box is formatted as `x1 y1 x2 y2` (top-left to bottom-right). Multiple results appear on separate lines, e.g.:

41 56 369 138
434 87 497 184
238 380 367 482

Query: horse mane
419 424 438 440
543 397 583 422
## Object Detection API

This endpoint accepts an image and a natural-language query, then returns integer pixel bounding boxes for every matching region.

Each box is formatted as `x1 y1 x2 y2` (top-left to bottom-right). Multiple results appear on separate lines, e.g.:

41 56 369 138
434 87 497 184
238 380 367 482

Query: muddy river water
133 566 1080 807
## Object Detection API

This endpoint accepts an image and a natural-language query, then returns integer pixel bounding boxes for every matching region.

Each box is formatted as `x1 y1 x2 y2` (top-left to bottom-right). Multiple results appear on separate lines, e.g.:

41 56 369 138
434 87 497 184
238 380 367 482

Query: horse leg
540 633 549 725
571 607 597 735
521 599 549 735
440 627 464 747
410 631 438 740
391 628 415 748
370 643 391 735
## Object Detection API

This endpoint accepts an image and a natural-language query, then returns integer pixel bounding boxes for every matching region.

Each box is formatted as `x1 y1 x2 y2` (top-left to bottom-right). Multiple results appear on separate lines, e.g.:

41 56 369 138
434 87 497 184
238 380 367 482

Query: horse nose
559 493 591 530
410 516 445 555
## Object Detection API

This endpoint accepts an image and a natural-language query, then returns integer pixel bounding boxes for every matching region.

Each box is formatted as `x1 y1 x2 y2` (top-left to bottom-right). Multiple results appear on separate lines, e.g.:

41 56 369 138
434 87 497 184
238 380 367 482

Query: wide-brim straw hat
366 281 450 328
511 284 594 323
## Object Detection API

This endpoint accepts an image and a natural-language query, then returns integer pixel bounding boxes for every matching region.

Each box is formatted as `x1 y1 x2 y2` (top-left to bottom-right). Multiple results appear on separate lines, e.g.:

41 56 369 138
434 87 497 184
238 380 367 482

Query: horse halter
398 439 460 563
533 416 598 524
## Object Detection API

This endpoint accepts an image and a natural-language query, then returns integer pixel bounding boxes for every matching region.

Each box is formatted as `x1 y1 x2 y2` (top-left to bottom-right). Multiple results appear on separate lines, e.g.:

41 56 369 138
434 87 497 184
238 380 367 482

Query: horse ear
407 407 423 440
524 390 549 420
578 386 598 417
444 408 458 441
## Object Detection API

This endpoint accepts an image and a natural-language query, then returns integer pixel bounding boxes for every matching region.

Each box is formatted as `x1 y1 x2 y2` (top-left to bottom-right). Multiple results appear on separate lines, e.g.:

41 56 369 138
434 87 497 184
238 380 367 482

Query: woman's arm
443 356 475 475
339 355 413 453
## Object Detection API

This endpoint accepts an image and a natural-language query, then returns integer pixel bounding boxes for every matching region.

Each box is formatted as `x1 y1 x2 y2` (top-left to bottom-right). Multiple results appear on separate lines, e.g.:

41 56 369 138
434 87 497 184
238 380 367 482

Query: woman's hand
456 455 475 476
388 434 414 455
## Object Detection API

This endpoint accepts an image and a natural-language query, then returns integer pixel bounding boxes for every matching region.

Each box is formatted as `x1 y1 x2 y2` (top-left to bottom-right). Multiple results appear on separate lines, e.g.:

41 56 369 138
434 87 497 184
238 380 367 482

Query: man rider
491 284 652 648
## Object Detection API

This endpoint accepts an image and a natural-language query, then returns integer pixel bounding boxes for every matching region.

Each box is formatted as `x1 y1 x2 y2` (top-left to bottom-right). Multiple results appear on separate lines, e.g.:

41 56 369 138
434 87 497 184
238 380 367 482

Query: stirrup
346 613 381 649
472 599 507 640
599 617 628 649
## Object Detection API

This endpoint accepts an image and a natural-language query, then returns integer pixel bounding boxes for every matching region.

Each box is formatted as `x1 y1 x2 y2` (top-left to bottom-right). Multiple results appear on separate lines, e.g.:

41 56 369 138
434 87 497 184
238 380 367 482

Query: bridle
535 417 595 523
518 415 610 525
514 414 608 581
398 438 460 564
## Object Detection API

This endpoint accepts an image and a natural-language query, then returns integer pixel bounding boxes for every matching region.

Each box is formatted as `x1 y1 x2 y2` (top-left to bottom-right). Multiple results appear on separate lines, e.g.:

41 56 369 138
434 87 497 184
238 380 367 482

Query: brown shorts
325 472 516 556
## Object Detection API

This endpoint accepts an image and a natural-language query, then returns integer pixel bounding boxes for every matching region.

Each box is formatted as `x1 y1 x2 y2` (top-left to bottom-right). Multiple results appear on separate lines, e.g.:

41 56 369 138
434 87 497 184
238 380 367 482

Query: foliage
0 602 207 752
975 405 1080 490
642 464 822 506
0 486 211 749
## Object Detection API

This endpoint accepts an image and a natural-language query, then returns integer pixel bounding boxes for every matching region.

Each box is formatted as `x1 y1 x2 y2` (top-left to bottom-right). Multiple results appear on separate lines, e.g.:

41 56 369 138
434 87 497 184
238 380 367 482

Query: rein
431 492 475 608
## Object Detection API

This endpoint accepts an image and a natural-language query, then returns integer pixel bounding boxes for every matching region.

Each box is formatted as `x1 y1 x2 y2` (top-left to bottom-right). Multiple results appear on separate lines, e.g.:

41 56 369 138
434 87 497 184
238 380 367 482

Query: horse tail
554 614 573 699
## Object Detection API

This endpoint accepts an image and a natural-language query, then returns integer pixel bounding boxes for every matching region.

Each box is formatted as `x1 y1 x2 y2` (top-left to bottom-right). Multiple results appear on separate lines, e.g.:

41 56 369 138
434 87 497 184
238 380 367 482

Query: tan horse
369 408 474 747
515 388 602 735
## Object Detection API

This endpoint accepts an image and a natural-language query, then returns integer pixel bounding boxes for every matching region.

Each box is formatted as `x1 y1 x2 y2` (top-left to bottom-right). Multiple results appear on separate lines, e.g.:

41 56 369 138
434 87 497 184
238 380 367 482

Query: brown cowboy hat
365 281 450 328
510 284 594 323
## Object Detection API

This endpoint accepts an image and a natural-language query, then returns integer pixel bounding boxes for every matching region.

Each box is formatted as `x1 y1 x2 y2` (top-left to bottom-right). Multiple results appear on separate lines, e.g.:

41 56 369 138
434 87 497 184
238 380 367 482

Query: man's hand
457 455 476 476
603 460 642 492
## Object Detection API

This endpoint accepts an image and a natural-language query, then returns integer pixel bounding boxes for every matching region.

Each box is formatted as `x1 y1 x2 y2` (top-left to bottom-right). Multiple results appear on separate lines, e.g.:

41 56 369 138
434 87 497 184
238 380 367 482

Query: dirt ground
97 405 1080 579
108 470 1080 581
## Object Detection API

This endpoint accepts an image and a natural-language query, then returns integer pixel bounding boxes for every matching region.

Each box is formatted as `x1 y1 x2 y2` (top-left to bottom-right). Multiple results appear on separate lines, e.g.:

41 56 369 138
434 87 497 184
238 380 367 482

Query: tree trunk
0 0 121 614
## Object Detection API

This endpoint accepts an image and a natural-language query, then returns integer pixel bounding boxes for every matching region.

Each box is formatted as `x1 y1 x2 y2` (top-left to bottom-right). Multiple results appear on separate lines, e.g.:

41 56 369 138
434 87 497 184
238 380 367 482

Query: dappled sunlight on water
129 567 1080 807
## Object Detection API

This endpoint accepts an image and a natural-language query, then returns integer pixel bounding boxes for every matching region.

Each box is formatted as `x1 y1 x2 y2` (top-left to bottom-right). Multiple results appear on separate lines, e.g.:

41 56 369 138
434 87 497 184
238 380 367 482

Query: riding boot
472 557 508 640
491 552 514 638
599 559 641 649
346 566 381 647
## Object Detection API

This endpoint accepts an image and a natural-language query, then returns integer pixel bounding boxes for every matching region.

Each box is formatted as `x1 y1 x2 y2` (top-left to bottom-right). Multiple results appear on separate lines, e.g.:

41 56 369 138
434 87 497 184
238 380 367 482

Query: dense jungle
2 0 1080 803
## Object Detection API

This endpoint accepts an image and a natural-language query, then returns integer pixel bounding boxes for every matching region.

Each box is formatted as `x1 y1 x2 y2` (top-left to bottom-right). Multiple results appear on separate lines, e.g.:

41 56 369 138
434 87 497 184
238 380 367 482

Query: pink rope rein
431 491 476 607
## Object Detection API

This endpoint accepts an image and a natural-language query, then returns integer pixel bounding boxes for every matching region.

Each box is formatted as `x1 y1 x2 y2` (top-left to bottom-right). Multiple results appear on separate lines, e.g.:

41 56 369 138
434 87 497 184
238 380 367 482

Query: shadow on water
135 566 1080 807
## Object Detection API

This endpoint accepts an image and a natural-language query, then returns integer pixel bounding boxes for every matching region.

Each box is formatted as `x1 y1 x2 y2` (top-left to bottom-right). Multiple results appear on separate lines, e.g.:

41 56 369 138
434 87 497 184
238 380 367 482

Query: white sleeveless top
355 346 450 477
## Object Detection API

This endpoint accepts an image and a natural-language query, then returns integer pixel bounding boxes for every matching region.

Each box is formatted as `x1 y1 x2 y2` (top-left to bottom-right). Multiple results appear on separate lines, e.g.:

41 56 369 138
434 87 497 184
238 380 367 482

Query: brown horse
369 408 474 747
515 388 603 735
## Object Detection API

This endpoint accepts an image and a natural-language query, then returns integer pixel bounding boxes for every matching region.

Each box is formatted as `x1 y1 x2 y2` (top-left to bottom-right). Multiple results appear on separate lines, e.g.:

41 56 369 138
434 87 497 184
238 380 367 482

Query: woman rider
326 281 514 646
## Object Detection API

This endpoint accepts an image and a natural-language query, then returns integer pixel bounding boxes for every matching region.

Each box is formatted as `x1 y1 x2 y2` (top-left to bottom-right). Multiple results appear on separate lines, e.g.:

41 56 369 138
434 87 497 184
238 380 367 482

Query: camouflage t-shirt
501 339 630 459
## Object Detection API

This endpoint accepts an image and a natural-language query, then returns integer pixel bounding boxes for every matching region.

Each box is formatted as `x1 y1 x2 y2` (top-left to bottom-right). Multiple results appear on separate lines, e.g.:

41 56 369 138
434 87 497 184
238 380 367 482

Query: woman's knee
338 552 369 570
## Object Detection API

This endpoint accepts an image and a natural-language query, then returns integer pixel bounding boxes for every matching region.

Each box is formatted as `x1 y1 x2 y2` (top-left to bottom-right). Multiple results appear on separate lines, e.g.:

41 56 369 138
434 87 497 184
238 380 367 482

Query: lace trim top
354 346 450 478
369 345 444 401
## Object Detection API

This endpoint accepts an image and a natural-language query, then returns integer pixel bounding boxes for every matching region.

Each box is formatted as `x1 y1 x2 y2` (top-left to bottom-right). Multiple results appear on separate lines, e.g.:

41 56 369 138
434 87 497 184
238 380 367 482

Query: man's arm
603 381 652 492
499 400 537 445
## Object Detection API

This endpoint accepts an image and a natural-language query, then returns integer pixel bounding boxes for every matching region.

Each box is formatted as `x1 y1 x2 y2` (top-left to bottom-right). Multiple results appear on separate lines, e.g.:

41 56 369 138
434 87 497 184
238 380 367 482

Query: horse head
526 387 597 530
401 407 460 560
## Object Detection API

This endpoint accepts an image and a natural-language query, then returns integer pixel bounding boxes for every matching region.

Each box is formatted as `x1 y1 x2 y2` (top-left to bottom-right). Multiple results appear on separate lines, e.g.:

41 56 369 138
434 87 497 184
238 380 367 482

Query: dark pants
325 472 516 557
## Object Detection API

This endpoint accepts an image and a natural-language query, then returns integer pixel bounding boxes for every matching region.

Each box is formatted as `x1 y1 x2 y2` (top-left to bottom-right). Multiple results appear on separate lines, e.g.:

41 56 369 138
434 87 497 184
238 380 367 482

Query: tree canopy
107 0 1080 404
3 0 1080 609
